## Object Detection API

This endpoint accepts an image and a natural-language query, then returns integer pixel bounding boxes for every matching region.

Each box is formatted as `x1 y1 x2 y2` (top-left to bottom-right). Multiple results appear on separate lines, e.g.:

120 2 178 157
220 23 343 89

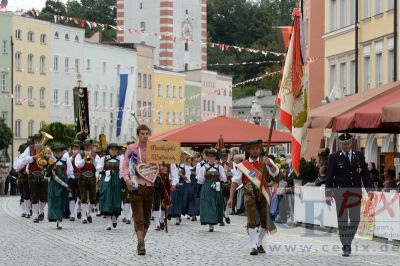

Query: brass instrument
85 151 94 164
36 132 54 170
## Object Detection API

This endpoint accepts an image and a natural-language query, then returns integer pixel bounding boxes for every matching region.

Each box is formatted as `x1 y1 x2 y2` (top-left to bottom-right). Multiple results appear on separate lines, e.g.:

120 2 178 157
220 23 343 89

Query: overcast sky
6 0 68 11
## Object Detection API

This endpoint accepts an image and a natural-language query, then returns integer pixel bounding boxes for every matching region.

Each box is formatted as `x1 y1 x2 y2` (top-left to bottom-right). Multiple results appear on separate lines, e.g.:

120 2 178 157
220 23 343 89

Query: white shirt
170 164 191 185
232 157 279 186
197 162 227 184
54 152 74 179
74 152 101 169
96 155 124 178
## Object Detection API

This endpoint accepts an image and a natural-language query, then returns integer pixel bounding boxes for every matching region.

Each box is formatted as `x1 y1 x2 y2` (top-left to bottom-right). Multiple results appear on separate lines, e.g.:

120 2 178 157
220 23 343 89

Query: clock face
182 23 192 39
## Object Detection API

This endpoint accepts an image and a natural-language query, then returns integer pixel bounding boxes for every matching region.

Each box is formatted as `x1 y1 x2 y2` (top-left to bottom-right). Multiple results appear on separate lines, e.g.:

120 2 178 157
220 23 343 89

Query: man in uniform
18 133 48 223
74 139 100 224
69 140 82 221
325 133 373 257
228 140 279 255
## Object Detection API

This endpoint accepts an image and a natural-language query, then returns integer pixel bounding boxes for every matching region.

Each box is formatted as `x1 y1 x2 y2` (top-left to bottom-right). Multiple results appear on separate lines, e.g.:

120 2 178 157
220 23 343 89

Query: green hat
107 143 120 149
71 140 82 147
26 139 33 145
205 148 218 156
126 141 135 145
52 142 66 151
220 148 230 155
18 144 27 153
240 139 263 151
83 139 93 145
32 133 42 139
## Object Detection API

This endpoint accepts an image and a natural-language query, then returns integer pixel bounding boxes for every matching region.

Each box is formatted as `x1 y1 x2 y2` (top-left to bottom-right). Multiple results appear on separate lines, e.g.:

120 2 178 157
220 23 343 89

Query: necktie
346 151 351 164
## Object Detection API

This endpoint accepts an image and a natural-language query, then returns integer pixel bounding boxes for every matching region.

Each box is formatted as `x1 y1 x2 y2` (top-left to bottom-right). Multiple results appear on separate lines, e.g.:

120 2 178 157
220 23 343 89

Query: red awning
150 116 291 147
332 88 400 132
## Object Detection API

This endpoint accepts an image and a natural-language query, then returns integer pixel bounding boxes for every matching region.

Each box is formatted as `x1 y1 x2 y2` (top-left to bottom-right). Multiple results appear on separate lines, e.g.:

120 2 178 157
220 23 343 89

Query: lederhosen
242 160 269 229
78 159 96 204
28 146 48 204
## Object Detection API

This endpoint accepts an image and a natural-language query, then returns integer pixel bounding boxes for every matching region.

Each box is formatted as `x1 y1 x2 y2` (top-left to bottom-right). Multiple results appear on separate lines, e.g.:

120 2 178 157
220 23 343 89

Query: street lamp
250 99 263 125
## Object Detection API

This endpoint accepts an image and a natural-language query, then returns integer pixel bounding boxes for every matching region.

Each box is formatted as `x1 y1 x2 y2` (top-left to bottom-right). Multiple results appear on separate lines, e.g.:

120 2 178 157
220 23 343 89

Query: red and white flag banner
277 8 307 175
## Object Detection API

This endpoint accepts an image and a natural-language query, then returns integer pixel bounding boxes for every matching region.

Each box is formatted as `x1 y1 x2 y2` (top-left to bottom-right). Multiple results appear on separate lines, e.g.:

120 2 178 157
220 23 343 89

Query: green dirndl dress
48 161 69 222
99 159 122 217
200 168 224 225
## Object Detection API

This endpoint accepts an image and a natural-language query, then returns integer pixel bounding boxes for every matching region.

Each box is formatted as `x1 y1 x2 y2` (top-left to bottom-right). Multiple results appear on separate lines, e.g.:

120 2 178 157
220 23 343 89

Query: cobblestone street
0 196 398 266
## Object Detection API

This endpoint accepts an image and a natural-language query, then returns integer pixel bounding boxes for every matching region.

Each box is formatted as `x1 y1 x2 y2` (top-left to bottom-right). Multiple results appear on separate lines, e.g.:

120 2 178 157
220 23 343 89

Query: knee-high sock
160 210 165 221
153 210 160 226
32 203 39 218
257 228 267 247
39 201 46 214
225 207 231 218
25 200 31 214
69 201 75 218
248 228 258 249
76 199 81 213
20 200 25 214
124 203 130 220
87 203 92 217
107 216 112 228
112 215 117 223
81 203 88 219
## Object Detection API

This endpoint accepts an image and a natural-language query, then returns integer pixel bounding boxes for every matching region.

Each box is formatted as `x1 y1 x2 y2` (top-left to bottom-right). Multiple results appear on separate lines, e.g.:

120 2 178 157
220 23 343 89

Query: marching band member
169 156 190 225
69 140 82 221
197 148 227 232
97 143 123 230
48 143 73 230
14 142 30 218
120 142 132 224
18 133 48 223
187 156 200 221
74 139 100 224
228 140 279 255
220 149 232 225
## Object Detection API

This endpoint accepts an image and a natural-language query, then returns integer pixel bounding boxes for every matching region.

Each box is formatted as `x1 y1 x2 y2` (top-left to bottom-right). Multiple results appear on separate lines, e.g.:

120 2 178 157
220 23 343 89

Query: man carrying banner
228 140 279 255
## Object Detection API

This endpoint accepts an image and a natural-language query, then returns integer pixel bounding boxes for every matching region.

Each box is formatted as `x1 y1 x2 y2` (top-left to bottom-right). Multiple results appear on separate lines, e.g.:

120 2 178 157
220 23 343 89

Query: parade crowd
6 125 300 256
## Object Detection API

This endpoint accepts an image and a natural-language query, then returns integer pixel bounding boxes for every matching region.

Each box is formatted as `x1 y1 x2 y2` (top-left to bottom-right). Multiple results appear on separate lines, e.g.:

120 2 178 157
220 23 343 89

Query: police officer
325 133 373 257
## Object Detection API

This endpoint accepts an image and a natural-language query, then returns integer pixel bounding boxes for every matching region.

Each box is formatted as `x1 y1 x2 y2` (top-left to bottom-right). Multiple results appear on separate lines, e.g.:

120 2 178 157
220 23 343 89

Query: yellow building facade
323 0 398 170
12 16 51 155
153 69 186 135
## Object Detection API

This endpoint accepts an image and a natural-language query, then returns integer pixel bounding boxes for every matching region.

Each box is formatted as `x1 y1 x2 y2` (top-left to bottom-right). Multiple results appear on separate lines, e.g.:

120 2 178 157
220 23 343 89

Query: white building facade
116 0 207 71
82 41 137 143
50 24 85 124
215 74 233 117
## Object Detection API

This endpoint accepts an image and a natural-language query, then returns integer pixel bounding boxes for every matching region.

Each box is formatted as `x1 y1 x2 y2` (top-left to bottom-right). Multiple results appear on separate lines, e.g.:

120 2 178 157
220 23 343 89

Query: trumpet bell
40 132 54 145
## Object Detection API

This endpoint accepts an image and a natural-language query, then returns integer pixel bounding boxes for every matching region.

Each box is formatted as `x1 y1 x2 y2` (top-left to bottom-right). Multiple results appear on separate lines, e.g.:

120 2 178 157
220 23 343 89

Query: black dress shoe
151 216 154 221
87 216 92 223
137 243 146 255
250 248 259 255
257 245 266 253
160 222 165 230
21 213 26 218
122 218 126 223
219 222 225 226
113 222 117 228
155 226 161 231
77 212 82 219
25 214 31 219
38 213 44 221
96 213 102 217
191 216 196 221
225 216 230 224
82 219 87 224
70 217 75 222
342 245 351 257
33 217 39 223
126 220 131 224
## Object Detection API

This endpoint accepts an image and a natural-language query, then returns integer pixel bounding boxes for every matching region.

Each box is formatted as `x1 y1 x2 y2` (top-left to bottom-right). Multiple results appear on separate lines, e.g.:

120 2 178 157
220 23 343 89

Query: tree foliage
0 118 12 151
40 122 76 147
207 0 297 99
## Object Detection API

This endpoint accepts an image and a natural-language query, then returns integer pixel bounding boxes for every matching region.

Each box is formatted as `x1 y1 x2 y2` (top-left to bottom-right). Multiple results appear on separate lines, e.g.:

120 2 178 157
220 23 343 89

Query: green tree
40 122 76 147
37 0 67 22
0 118 12 151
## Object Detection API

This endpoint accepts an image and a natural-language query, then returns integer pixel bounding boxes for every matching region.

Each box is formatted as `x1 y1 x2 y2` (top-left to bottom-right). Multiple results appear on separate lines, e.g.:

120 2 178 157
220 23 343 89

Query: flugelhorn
40 131 54 145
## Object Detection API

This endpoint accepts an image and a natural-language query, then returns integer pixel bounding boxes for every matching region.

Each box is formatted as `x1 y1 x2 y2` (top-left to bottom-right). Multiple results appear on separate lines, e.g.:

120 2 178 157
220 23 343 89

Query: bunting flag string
3 6 286 57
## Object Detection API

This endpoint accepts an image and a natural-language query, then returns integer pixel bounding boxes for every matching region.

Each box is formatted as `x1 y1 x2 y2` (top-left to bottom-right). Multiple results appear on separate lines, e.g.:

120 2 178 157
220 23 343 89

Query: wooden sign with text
147 141 181 164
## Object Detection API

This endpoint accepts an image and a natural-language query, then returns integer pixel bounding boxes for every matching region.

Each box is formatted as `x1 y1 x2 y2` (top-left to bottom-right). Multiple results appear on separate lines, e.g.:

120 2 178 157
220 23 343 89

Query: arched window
27 31 34 42
27 54 34 73
15 52 22 71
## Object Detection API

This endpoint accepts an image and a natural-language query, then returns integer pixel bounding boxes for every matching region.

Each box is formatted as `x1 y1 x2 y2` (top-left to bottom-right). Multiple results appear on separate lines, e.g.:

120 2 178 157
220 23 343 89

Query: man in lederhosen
68 140 82 221
325 133 373 257
18 133 48 223
74 139 100 224
228 140 279 255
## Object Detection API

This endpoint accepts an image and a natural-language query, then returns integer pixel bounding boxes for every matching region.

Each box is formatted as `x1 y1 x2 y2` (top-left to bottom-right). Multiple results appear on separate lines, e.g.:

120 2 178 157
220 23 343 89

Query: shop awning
150 116 292 147
307 81 400 133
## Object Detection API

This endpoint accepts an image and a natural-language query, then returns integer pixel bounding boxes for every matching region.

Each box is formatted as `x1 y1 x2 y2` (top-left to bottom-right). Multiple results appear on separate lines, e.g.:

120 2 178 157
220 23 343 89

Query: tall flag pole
277 8 307 175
